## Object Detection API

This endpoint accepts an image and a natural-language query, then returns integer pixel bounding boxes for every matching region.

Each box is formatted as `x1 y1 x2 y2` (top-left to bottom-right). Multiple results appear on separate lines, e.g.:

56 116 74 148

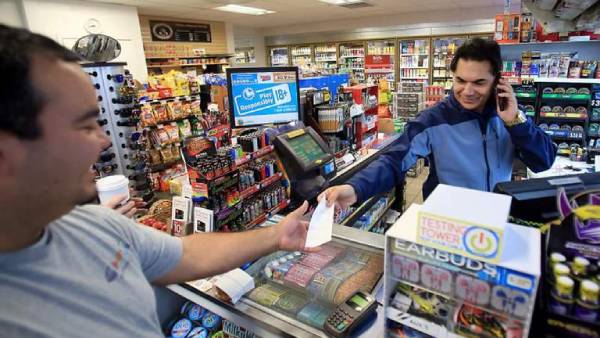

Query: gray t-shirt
0 205 182 337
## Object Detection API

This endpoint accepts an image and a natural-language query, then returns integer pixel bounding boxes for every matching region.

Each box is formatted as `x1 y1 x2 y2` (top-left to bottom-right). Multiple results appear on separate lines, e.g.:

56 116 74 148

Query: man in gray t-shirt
0 25 315 337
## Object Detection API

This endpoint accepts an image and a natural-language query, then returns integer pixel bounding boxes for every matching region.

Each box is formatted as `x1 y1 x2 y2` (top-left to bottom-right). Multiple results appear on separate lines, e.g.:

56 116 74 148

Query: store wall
21 0 148 81
233 26 267 67
139 16 229 56
263 5 518 45
0 0 26 28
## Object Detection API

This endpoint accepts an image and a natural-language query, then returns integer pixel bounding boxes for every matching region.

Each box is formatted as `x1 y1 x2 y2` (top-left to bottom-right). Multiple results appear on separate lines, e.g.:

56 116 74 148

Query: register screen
287 133 328 167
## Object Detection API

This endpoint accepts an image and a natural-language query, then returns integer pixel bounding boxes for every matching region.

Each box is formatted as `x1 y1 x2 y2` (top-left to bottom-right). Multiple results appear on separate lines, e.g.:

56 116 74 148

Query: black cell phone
495 76 508 111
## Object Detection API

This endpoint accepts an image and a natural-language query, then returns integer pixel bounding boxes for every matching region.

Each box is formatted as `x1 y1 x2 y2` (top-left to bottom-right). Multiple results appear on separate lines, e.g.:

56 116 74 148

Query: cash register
273 126 336 204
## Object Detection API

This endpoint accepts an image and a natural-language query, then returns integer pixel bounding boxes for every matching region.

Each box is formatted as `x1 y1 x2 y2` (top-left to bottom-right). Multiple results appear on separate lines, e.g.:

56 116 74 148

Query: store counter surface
527 156 595 179
167 224 385 338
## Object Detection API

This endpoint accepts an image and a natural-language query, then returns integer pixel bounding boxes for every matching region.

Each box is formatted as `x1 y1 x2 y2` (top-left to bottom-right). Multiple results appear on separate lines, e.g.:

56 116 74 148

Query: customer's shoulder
59 204 133 234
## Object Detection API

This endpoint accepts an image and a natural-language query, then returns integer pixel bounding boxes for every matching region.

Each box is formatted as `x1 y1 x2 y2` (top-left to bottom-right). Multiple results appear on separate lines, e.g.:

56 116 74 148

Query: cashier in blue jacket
320 38 557 209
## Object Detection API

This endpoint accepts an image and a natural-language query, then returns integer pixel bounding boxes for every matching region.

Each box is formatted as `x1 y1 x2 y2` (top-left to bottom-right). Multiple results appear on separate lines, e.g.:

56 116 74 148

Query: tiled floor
404 166 429 209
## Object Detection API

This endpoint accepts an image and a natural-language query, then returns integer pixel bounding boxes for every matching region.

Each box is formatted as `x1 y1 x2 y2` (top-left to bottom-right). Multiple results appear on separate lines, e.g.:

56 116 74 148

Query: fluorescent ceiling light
319 0 366 4
215 4 275 15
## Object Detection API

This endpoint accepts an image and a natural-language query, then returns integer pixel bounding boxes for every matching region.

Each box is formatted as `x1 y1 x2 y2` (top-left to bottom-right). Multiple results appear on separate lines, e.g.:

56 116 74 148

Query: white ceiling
83 0 519 28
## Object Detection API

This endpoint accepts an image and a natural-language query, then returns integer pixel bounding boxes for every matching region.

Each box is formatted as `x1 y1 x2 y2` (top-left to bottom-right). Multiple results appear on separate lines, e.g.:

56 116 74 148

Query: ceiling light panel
214 4 275 15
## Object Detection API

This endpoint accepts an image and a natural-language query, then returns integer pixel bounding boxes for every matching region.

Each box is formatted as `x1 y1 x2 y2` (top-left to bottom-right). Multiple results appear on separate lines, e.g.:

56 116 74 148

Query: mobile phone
495 76 508 111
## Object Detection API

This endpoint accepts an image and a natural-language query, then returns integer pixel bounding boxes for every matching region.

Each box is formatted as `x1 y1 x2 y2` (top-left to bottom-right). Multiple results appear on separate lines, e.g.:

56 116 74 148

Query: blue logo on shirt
105 240 131 282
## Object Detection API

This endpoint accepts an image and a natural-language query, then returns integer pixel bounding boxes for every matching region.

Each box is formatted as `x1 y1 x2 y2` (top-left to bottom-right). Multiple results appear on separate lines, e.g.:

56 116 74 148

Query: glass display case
244 238 384 331
168 224 385 337
398 38 430 85
339 42 366 83
270 47 289 66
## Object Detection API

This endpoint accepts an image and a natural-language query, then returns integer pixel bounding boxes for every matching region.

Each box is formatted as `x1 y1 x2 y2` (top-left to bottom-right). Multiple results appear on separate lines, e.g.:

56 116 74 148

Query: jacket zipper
482 133 491 191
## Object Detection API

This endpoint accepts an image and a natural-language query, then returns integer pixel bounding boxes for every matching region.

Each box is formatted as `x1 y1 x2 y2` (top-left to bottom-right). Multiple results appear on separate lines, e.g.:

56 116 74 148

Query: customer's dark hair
450 37 502 78
0 24 80 139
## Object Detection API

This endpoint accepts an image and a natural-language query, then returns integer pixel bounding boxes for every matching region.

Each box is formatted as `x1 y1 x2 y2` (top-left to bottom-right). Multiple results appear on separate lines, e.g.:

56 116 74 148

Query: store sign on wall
417 212 504 263
150 20 211 43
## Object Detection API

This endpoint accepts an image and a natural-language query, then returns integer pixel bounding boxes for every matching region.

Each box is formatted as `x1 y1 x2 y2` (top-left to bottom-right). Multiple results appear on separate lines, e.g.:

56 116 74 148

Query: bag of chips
140 105 157 127
181 101 193 118
178 119 192 139
153 103 169 123
165 123 180 144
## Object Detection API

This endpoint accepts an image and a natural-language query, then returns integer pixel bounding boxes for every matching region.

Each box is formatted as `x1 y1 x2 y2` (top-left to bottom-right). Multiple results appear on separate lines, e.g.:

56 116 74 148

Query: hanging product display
84 62 155 203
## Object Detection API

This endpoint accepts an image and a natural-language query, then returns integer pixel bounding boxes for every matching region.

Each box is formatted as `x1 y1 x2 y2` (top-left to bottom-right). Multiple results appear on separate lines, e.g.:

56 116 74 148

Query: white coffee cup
96 175 130 205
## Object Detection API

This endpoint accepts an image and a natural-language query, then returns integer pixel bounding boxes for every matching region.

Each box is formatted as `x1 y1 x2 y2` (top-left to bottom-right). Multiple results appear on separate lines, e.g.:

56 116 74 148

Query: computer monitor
494 172 600 222
226 67 301 128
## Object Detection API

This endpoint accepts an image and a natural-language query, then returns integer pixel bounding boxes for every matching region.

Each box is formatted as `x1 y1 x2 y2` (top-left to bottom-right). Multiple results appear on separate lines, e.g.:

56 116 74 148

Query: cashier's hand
103 194 147 219
273 201 319 252
318 184 357 210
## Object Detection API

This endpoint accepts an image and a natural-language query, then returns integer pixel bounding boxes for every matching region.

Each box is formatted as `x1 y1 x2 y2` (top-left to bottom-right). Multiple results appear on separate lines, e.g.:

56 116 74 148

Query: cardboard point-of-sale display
417 184 512 264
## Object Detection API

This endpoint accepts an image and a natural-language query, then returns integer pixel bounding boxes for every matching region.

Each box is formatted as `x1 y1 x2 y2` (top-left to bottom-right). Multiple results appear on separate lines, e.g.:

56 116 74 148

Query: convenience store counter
163 135 402 337
167 224 385 338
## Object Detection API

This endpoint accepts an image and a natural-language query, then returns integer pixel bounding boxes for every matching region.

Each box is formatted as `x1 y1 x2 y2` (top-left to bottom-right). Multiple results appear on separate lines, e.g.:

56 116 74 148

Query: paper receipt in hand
305 198 334 248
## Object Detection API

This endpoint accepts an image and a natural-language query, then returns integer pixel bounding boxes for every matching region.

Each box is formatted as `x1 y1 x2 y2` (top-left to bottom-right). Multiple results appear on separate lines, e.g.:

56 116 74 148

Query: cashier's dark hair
450 38 502 77
0 24 80 139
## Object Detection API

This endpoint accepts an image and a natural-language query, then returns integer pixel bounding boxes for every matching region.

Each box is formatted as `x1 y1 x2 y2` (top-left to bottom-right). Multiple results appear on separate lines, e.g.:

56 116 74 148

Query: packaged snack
552 106 563 114
554 87 566 94
160 145 173 162
165 123 180 143
153 103 169 123
171 144 181 160
152 128 170 147
564 106 576 114
181 101 193 118
140 105 157 127
175 72 191 97
178 119 192 139
167 101 184 120
191 100 202 115
148 149 162 165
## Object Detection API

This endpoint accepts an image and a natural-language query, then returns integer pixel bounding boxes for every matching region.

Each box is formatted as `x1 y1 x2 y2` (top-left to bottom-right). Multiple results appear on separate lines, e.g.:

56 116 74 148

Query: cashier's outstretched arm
153 201 318 285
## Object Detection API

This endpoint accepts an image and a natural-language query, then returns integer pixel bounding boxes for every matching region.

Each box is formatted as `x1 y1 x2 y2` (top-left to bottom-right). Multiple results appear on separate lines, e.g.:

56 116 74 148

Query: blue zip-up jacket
347 92 557 204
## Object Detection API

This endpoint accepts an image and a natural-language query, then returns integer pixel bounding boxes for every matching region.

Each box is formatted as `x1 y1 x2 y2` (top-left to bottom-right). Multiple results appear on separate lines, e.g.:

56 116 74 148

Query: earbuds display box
383 186 540 338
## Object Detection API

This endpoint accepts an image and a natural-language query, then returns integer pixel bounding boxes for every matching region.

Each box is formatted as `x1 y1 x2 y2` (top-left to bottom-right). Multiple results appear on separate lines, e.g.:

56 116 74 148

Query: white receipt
306 198 334 248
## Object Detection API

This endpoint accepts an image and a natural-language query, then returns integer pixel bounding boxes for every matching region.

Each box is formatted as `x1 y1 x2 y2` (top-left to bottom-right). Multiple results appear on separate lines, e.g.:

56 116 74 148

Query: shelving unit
269 46 289 66
431 36 467 92
313 43 338 74
290 45 313 67
338 41 366 83
366 40 396 90
145 54 232 73
398 39 430 85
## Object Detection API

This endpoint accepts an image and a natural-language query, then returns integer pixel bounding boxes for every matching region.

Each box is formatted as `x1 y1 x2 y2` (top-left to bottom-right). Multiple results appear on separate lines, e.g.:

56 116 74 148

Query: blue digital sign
229 69 300 127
